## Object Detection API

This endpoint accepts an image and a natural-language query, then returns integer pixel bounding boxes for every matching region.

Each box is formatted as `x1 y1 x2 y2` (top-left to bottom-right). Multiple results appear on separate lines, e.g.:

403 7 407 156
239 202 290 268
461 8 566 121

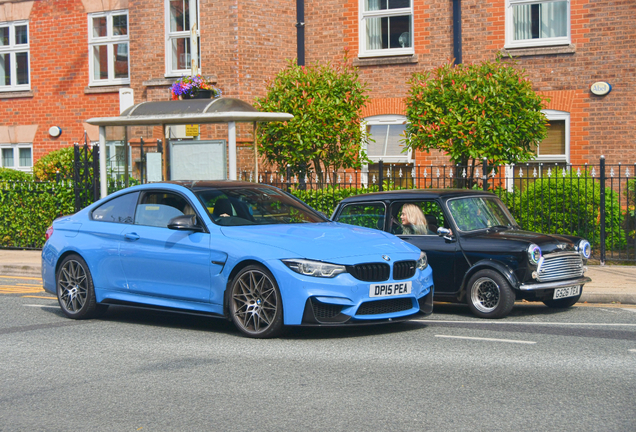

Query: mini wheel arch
458 260 520 302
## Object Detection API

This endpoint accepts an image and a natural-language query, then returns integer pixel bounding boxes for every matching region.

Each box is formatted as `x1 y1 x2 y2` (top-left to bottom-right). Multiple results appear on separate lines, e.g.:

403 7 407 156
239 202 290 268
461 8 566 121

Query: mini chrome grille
536 252 585 282
357 298 413 315
393 260 416 280
347 263 390 282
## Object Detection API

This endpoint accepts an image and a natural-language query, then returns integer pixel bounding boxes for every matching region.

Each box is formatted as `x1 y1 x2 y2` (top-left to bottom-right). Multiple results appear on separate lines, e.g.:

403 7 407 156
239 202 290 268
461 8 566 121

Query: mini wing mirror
437 227 454 240
167 214 202 232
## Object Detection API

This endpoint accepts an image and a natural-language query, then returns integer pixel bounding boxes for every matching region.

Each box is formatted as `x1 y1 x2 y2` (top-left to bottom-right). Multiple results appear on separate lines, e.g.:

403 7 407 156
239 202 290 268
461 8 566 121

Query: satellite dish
399 32 410 48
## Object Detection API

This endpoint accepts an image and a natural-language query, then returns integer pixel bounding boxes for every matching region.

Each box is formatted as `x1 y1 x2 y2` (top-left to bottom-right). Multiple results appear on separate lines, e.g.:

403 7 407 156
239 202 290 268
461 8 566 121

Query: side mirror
437 227 454 240
167 214 203 232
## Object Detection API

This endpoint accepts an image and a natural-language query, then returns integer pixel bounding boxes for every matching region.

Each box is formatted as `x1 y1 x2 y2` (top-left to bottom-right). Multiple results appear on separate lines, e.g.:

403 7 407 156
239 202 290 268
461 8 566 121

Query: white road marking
435 335 536 344
420 319 636 327
22 304 57 308
621 308 636 313
629 349 636 353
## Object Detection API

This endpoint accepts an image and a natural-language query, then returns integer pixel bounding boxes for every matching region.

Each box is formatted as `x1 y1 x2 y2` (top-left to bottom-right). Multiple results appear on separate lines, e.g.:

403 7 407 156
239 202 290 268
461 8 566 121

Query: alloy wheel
471 277 501 313
231 269 279 335
58 259 89 314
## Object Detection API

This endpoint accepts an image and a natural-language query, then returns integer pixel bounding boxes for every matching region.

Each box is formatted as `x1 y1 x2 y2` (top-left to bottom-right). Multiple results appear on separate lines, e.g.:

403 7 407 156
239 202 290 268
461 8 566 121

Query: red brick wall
305 0 636 166
1 0 121 162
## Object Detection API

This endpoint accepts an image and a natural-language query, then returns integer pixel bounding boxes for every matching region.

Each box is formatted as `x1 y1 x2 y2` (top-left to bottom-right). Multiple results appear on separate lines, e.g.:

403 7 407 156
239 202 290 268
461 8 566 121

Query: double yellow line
0 275 49 296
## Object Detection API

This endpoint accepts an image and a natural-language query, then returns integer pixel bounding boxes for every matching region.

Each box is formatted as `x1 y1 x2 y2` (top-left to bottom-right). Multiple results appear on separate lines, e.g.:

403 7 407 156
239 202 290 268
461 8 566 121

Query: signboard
590 82 611 96
185 124 200 137
169 140 226 180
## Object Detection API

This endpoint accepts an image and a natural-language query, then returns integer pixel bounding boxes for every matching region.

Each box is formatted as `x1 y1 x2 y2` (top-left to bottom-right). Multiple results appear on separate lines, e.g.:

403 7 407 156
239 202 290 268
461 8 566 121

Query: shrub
0 168 32 181
514 174 625 249
33 146 76 181
0 180 74 248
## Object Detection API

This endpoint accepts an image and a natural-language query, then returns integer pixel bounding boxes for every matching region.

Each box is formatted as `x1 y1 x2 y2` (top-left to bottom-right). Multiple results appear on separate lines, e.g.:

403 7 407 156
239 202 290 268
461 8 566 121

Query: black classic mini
332 189 592 319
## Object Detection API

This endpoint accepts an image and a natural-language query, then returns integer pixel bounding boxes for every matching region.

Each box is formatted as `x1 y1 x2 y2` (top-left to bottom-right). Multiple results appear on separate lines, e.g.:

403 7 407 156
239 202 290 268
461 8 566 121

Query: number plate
369 281 412 298
553 285 581 300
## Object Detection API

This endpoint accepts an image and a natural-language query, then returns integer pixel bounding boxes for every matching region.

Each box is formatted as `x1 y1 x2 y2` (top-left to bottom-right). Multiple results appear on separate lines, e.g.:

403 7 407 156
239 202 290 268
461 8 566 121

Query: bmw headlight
578 240 591 259
417 251 429 270
282 259 347 278
527 244 541 265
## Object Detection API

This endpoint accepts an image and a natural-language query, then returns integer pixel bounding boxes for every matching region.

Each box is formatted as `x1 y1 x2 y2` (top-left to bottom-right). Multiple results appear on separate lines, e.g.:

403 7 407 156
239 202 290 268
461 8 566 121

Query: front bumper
519 276 592 291
269 259 434 325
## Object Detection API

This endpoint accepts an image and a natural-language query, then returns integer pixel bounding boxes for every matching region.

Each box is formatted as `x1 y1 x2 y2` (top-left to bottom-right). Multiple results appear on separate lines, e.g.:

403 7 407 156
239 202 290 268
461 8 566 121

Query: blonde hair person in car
400 204 429 235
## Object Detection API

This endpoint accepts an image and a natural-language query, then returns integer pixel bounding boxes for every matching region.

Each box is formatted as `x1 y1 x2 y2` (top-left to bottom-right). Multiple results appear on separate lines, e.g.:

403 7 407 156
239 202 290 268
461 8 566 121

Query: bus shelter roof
86 97 293 126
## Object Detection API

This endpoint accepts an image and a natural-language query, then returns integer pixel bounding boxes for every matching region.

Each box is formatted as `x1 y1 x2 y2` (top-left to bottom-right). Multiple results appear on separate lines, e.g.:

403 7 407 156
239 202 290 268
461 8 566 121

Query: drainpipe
453 0 462 65
296 0 305 66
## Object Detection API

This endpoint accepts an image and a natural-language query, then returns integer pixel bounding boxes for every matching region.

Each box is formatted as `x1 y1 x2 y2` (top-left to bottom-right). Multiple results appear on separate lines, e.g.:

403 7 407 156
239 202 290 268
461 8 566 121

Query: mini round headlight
578 240 591 259
527 244 541 265
417 251 428 270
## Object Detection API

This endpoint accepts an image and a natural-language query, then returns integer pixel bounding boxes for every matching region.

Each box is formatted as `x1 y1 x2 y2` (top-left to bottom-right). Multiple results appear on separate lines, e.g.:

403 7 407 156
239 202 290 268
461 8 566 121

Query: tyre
228 265 284 338
56 254 107 319
466 269 516 319
542 290 582 308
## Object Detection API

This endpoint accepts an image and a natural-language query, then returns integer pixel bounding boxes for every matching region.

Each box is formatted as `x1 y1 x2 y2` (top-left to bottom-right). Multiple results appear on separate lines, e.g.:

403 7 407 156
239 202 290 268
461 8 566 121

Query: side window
134 191 193 228
334 203 386 231
391 201 446 235
92 192 139 223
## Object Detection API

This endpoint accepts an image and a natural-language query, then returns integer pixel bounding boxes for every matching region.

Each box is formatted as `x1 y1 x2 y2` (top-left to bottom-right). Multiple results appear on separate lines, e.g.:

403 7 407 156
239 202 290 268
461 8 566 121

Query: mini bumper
519 276 592 291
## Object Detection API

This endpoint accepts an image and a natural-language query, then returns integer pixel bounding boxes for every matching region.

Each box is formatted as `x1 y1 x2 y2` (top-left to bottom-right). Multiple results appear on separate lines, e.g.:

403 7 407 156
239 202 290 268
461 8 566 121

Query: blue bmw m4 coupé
42 181 434 338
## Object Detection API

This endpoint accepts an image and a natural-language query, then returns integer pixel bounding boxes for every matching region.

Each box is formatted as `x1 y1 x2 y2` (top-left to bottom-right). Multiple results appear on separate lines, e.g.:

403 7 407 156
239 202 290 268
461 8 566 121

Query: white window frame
363 115 412 164
505 0 570 49
534 109 569 163
88 10 130 86
358 0 414 58
165 0 200 77
0 20 30 92
0 143 33 171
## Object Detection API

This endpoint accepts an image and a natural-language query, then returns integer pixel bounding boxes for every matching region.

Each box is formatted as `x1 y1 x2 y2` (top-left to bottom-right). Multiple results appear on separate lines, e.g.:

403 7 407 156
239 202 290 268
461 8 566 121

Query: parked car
42 181 434 338
331 189 592 319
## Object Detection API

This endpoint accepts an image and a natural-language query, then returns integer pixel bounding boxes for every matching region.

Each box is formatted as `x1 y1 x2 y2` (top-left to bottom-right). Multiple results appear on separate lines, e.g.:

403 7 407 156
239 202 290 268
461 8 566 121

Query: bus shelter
86 97 292 199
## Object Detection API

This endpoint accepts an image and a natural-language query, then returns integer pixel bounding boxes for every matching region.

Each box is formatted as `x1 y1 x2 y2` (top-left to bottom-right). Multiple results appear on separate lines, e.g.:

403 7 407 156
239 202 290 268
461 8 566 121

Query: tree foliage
405 57 548 169
255 57 369 182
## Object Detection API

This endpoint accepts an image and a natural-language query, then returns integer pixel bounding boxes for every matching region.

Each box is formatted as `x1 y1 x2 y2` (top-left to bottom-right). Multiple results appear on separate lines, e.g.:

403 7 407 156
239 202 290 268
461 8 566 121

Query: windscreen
447 196 517 232
195 186 327 226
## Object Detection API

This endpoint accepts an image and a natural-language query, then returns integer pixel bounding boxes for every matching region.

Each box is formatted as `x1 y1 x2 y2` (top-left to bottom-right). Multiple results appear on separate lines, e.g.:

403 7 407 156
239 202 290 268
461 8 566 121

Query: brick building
1 0 633 178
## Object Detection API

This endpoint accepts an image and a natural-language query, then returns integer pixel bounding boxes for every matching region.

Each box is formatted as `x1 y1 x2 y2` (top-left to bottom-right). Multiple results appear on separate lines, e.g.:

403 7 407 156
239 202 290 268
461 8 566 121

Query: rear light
45 225 54 241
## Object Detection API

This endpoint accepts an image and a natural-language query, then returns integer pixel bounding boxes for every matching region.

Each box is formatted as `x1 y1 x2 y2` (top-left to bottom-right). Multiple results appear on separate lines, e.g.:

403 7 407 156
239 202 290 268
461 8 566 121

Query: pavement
1 249 636 304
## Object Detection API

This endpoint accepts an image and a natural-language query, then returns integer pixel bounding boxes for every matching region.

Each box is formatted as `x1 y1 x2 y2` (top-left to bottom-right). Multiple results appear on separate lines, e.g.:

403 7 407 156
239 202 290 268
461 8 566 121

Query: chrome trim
519 276 592 291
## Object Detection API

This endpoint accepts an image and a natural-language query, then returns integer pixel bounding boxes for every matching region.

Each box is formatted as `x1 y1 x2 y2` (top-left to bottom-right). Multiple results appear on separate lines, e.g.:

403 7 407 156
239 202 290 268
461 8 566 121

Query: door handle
124 233 140 241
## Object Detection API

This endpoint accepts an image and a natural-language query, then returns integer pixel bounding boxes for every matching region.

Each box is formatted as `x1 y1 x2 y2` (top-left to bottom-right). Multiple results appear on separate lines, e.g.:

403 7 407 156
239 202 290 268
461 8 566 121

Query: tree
255 56 369 183
405 56 548 180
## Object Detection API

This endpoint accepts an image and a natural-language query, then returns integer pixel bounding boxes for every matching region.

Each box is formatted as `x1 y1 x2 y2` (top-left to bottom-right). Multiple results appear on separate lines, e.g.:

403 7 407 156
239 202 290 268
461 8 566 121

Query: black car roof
338 188 496 203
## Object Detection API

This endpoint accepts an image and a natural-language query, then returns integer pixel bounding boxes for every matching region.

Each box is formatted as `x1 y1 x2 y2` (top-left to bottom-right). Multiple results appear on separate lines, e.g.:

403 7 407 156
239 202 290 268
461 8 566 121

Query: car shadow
430 301 584 319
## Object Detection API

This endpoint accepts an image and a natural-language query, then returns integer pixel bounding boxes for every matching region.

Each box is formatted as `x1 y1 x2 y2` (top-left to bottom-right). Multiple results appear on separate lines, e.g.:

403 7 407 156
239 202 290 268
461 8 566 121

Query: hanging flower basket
171 75 222 100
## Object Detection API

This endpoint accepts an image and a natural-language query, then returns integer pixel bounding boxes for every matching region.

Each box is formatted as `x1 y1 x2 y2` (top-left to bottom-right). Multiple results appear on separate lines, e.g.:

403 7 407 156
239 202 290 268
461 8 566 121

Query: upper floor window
1 144 32 171
359 0 413 58
506 0 570 48
88 11 130 86
0 21 30 92
166 0 200 76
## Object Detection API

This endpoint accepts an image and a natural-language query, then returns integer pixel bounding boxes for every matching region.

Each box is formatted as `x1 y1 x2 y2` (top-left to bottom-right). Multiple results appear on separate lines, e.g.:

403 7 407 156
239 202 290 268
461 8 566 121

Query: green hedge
499 175 625 249
0 180 74 248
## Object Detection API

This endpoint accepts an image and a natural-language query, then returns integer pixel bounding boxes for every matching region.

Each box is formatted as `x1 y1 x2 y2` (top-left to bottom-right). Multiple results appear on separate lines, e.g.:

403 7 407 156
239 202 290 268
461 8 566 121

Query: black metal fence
246 157 636 264
2 155 634 264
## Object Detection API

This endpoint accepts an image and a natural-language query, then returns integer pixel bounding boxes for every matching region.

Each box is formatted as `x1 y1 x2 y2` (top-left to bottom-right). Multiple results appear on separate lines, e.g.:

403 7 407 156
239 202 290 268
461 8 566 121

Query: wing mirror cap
167 215 203 231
